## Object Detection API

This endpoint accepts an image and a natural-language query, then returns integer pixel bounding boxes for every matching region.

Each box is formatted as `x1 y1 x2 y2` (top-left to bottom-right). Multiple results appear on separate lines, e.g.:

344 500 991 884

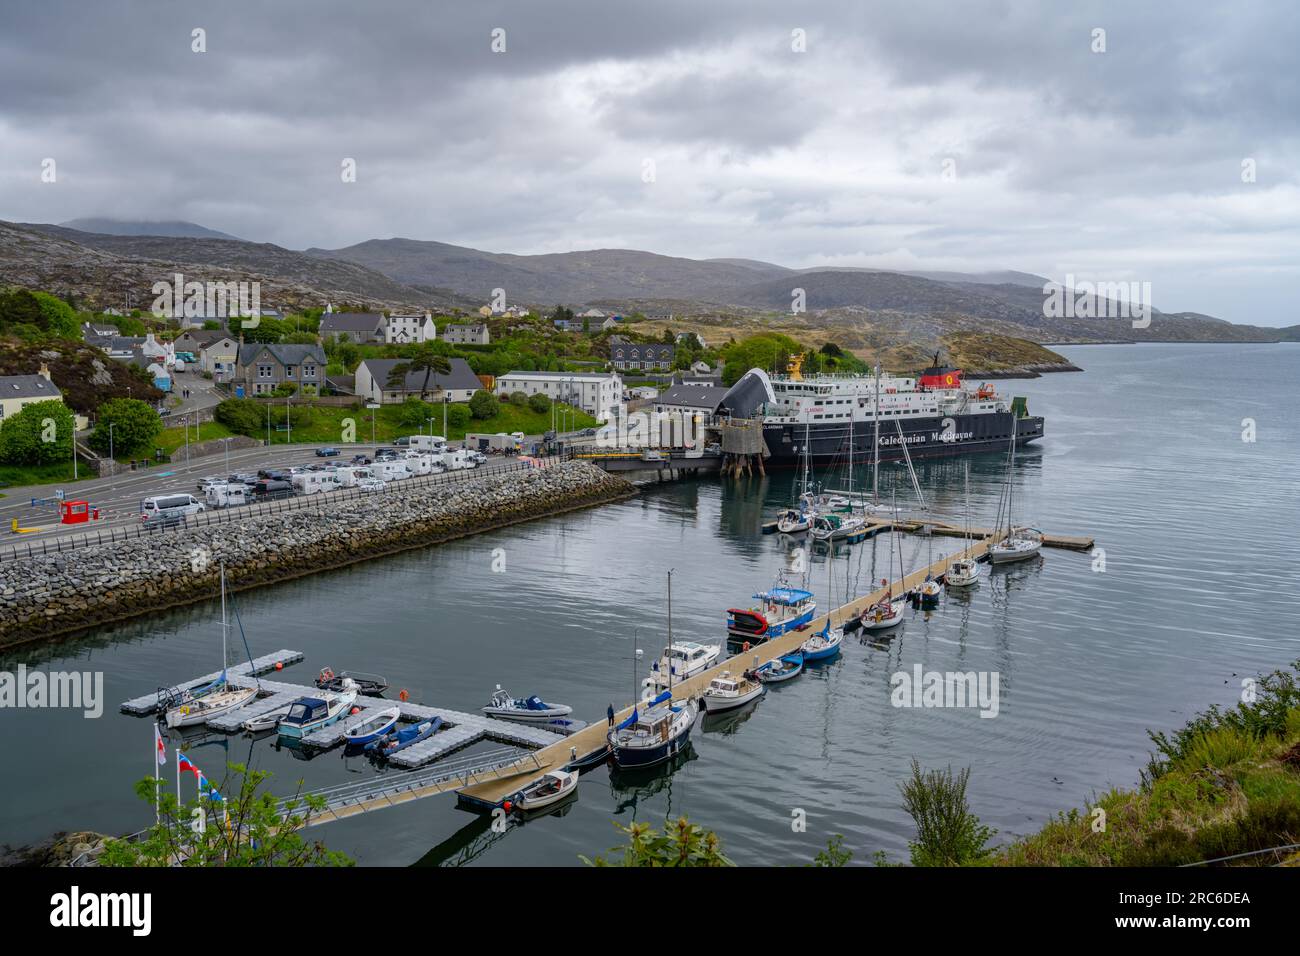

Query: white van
408 434 447 454
292 472 341 496
141 493 205 523
204 483 248 509
438 448 474 471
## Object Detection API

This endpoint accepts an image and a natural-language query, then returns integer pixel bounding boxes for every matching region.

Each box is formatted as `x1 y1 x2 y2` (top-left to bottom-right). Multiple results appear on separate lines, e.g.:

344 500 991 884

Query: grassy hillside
994 660 1300 867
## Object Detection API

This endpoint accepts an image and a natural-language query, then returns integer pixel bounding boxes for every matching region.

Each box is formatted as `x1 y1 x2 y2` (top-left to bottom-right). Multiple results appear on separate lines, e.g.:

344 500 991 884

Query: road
0 441 524 540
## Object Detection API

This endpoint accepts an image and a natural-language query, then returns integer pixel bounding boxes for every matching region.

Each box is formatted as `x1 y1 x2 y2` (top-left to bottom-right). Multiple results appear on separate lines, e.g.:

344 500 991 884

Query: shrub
527 392 551 414
508 390 529 406
899 760 996 866
214 398 265 437
272 381 297 397
0 399 74 465
88 398 163 456
581 817 733 867
468 389 499 420
446 403 471 429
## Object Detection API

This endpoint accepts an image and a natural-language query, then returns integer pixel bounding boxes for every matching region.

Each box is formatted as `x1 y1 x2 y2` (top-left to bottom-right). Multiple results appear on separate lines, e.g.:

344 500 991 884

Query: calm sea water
2 343 1298 866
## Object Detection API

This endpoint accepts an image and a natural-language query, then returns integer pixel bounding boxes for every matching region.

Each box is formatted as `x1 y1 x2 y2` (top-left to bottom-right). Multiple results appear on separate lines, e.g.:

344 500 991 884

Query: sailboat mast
1006 430 1016 539
219 563 228 673
666 569 674 695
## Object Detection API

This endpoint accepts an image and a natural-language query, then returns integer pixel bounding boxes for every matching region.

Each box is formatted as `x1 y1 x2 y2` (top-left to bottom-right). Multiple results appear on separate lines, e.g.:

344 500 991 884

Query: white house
354 357 481 404
383 312 437 344
495 371 623 422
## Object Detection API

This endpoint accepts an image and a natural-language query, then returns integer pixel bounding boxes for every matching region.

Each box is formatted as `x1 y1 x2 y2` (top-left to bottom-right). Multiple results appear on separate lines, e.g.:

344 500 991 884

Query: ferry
719 356 1045 468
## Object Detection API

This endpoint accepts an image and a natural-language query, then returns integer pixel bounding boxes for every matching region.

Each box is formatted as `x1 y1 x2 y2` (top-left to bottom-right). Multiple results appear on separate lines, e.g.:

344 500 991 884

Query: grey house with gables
235 343 327 395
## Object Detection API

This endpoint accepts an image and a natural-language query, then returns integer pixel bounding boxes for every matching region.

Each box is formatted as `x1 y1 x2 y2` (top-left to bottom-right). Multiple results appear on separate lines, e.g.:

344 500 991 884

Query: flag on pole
177 751 202 781
154 724 167 767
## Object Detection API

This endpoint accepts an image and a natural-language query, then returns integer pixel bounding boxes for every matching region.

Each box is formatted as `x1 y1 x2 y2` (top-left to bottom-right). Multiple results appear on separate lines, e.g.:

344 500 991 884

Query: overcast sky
1 1 1296 325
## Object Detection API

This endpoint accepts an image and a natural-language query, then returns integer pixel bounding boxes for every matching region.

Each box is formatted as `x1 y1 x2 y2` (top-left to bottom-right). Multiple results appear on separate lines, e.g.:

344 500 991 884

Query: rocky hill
59 218 242 241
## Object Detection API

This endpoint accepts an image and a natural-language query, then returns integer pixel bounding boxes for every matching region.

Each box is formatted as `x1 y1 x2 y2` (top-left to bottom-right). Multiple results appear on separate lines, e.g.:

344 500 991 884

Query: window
257 364 273 379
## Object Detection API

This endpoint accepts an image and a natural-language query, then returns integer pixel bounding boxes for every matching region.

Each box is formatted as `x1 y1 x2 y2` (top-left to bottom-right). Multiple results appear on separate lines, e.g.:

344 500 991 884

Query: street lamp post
108 422 115 465
223 436 231 475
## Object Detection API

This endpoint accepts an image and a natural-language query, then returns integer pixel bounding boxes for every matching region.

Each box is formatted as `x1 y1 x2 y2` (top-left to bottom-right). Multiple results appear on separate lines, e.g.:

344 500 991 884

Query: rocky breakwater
0 461 634 646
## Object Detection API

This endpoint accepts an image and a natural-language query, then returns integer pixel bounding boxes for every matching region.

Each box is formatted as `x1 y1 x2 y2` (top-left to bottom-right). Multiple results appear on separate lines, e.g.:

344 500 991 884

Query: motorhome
438 448 475 470
204 482 248 509
372 460 413 481
465 432 523 453
292 471 341 496
408 434 447 454
331 465 375 488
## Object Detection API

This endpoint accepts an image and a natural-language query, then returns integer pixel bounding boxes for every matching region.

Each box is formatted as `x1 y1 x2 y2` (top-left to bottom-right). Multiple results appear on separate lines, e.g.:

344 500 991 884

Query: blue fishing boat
753 651 804 684
800 623 843 662
343 705 400 746
727 573 816 641
367 716 442 757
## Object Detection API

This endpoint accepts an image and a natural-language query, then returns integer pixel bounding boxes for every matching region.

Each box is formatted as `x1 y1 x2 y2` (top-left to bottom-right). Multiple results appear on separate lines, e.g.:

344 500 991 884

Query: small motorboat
753 651 804 684
482 687 573 722
367 716 442 757
277 681 359 739
989 529 1043 565
241 703 292 733
801 624 843 662
945 556 982 587
643 642 722 690
699 671 766 713
511 770 579 812
860 596 906 630
343 705 401 746
316 667 388 697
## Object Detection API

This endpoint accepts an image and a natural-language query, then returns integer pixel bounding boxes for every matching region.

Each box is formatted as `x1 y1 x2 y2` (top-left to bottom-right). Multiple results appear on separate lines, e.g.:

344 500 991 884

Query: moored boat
801 624 843 661
727 577 816 641
164 567 258 729
512 770 579 811
699 671 766 713
367 716 441 757
343 705 401 746
809 512 866 542
643 641 721 690
608 691 698 769
242 703 292 733
482 687 573 721
860 595 907 630
989 528 1043 564
753 651 803 684
277 681 358 739
316 668 388 697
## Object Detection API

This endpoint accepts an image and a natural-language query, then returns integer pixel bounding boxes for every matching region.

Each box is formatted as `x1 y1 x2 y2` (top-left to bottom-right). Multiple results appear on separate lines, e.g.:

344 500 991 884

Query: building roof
500 370 619 381
359 357 481 394
655 384 727 413
319 312 385 334
0 374 63 401
238 343 327 366
198 336 237 351
175 329 226 345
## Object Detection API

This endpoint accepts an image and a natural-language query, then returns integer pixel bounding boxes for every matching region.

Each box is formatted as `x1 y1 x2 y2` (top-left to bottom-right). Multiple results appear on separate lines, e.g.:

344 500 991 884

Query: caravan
291 471 342 496
408 434 447 454
204 482 248 509
438 448 475 471
372 460 414 482
331 465 374 488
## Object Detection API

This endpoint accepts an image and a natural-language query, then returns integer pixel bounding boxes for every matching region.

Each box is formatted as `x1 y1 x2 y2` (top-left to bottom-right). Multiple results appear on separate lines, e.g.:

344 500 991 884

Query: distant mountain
0 220 442 312
59 218 242 241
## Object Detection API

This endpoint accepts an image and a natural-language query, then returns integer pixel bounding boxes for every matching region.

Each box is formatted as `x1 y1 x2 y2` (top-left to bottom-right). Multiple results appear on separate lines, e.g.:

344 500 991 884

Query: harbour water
2 342 1297 866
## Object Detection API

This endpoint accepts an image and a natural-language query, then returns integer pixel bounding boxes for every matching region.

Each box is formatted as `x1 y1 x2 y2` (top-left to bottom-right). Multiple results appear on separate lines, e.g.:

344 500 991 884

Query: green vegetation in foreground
995 659 1300 866
214 397 596 447
0 460 92 489
154 420 235 456
581 818 855 867
100 764 351 867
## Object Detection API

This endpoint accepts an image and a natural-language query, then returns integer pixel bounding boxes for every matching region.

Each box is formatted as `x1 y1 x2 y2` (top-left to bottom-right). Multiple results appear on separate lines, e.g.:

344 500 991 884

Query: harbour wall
0 461 635 648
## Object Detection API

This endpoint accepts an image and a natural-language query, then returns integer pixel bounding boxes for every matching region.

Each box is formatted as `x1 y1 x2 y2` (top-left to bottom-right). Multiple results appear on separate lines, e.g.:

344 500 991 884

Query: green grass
993 660 1300 867
154 421 235 456
0 460 94 490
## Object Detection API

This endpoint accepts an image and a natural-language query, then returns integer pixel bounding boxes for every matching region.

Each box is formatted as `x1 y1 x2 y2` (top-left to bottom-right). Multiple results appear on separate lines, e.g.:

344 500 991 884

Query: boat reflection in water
700 699 761 737
607 744 699 819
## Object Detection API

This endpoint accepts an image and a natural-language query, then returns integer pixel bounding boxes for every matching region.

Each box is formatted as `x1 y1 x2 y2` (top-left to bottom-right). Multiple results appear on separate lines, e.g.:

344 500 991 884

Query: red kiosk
59 500 99 524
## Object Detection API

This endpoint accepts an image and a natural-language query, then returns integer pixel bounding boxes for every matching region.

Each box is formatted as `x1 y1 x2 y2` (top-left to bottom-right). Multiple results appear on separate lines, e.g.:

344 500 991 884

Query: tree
89 397 163 456
720 333 805 385
0 400 74 466
387 343 451 401
0 289 45 332
899 760 996 866
214 398 264 437
468 388 499 420
446 403 471 430
527 393 551 414
98 763 351 868
581 817 734 867
31 291 80 338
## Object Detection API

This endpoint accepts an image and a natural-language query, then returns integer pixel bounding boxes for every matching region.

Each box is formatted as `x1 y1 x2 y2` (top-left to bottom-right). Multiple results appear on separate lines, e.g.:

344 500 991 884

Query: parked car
196 476 225 492
350 454 371 465
467 451 487 465
356 477 386 493
581 428 598 437
393 436 412 447
141 493 205 523
316 446 341 457
229 472 258 485
251 479 295 500
258 468 291 482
